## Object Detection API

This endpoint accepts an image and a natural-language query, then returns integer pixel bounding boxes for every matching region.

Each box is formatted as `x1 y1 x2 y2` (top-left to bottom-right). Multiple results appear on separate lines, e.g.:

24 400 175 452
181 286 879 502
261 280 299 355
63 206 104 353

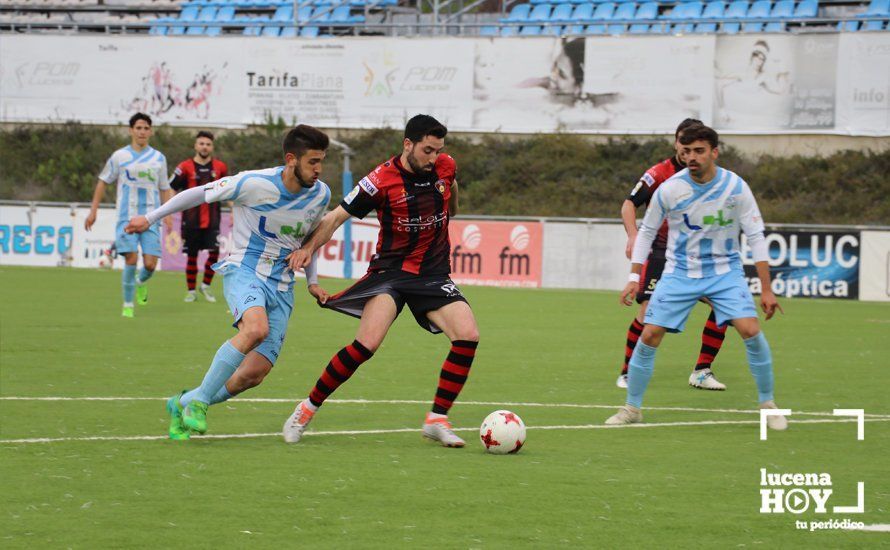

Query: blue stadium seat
550 3 576 21
794 0 818 18
586 23 607 33
301 24 320 37
149 18 169 35
837 20 860 31
179 5 200 21
501 4 532 23
530 0 550 4
261 25 281 36
281 26 298 37
861 0 890 16
607 23 627 33
764 21 785 31
528 4 553 21
500 25 519 35
611 2 636 20
520 25 543 34
565 24 585 33
863 19 885 29
648 22 669 33
217 6 236 22
771 0 794 18
479 25 499 36
310 6 332 22
571 3 596 20
746 0 772 18
272 6 293 21
672 22 694 33
725 1 750 18
629 23 649 32
743 21 764 31
721 21 741 32
330 6 353 22
635 2 658 19
701 1 726 19
694 21 718 32
242 16 270 35
544 24 564 34
591 2 615 19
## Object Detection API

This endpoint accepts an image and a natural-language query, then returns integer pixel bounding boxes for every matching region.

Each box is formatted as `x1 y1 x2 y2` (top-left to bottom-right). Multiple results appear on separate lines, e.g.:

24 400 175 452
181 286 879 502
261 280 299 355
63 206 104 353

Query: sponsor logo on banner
449 221 542 287
15 62 80 88
742 230 859 299
0 206 75 267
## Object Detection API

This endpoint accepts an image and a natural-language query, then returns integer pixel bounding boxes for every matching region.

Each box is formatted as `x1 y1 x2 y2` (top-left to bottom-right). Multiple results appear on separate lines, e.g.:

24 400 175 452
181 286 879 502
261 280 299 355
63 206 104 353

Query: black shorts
182 227 220 254
636 249 666 304
322 270 469 334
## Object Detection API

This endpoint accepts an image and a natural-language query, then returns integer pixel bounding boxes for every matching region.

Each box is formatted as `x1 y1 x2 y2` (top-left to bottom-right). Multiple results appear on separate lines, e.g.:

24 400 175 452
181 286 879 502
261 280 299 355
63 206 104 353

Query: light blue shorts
115 220 162 256
219 264 293 365
645 271 757 333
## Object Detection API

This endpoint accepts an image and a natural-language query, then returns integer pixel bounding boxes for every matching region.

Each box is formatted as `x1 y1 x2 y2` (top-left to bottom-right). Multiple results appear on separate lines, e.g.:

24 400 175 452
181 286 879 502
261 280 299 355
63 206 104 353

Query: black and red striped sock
202 249 219 286
186 254 198 291
308 340 374 407
432 340 478 415
695 310 727 371
623 318 644 375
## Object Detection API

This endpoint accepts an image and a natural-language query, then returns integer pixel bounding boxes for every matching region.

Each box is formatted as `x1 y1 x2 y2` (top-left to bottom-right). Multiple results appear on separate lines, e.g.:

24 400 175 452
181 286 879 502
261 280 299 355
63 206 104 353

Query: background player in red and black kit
618 119 728 391
282 114 479 448
169 131 228 303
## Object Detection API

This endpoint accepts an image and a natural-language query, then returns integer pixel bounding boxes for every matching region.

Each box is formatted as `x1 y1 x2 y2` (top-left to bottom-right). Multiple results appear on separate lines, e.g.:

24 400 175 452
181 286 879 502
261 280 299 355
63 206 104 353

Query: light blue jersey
632 167 765 279
99 145 170 224
205 166 331 292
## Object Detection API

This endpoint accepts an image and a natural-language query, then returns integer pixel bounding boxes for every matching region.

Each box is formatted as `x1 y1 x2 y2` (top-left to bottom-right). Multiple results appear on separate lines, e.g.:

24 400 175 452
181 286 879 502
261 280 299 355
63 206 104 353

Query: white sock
302 399 319 413
426 412 448 422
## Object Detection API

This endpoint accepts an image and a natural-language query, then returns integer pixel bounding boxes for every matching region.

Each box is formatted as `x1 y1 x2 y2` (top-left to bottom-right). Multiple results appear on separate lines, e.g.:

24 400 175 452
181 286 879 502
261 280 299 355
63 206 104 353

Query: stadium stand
0 0 887 36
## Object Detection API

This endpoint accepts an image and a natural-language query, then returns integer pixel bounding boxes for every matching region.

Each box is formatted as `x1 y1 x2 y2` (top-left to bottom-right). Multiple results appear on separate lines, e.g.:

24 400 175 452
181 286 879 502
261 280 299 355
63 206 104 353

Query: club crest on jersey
358 177 379 196
436 180 446 194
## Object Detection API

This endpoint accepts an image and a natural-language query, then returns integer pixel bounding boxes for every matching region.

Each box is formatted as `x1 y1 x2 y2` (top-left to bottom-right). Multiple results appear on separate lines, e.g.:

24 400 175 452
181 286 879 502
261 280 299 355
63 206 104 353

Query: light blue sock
189 341 245 405
122 265 137 304
627 341 657 408
744 332 774 403
136 267 154 284
181 384 233 408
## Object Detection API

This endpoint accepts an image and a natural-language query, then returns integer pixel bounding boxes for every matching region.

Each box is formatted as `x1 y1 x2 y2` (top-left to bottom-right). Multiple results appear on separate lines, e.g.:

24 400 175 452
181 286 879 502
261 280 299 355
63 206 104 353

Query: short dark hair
675 118 702 139
678 124 719 149
129 113 152 128
404 114 447 143
282 124 329 158
196 130 214 141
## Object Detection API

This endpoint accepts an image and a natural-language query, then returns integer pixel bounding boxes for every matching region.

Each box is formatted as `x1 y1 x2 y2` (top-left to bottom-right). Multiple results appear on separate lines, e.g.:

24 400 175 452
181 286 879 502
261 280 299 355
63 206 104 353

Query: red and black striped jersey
170 158 228 231
341 154 456 276
626 155 683 251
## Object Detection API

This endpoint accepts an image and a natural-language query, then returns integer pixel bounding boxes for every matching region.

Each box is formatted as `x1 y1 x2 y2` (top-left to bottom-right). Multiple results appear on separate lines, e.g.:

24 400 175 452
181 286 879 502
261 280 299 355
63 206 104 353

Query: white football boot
605 405 643 425
199 283 217 303
759 400 788 431
184 291 197 303
422 417 465 448
283 400 316 443
688 368 727 391
616 373 629 389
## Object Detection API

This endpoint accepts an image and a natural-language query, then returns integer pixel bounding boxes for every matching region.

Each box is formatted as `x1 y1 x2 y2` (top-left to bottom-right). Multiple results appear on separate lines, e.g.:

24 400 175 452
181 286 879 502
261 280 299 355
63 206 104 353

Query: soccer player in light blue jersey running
607 124 788 431
85 113 174 318
126 125 332 439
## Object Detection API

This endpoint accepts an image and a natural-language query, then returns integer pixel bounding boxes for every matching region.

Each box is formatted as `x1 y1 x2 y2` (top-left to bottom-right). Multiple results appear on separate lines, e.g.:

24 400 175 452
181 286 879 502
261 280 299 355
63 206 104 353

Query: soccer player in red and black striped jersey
169 131 228 303
618 118 728 391
282 114 479 447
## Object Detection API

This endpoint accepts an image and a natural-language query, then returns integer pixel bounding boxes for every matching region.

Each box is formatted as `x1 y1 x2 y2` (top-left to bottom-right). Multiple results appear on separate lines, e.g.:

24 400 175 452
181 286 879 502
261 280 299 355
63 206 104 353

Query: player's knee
454 326 480 343
241 369 268 389
355 336 382 353
143 259 157 271
736 325 760 340
241 324 269 348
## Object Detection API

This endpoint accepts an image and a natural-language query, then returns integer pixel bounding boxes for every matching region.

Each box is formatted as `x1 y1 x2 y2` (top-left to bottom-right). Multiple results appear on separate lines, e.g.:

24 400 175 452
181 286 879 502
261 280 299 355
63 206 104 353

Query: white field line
1 396 889 419
1 418 888 445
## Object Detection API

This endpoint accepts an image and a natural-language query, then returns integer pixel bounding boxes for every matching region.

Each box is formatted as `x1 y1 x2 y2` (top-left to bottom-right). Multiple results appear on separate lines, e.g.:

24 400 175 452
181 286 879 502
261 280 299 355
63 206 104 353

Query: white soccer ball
479 410 526 454
97 255 111 269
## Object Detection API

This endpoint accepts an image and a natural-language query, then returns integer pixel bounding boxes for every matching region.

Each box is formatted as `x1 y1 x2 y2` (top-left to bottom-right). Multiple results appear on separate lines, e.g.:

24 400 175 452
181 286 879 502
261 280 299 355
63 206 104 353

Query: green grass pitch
1 266 888 547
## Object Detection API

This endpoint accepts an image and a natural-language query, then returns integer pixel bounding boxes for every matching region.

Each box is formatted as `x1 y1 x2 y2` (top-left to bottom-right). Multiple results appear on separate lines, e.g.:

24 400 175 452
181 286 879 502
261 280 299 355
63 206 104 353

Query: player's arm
303 252 330 304
449 180 459 216
620 188 666 306
622 176 652 259
287 206 350 270
85 179 107 231
740 186 782 320
125 185 207 234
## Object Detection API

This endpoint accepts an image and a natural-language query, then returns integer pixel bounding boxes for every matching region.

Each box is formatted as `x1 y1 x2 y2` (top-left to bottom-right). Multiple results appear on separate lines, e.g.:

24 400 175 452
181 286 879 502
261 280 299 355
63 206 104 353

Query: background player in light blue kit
85 112 173 318
126 125 332 439
607 124 788 431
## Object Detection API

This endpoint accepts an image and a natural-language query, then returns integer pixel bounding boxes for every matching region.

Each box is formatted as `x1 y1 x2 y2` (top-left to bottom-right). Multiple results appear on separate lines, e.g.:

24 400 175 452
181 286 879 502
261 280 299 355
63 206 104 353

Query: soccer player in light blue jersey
607 124 788 431
126 125 332 439
85 113 174 318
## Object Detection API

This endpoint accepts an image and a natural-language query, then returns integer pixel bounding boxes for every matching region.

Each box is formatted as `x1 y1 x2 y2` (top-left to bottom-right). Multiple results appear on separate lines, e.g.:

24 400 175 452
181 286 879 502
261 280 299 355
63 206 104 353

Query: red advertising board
448 220 543 287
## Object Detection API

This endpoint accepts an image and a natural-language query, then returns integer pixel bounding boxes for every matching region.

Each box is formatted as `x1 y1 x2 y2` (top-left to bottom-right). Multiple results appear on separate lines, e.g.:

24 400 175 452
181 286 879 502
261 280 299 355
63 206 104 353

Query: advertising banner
742 229 860 299
448 220 543 287
859 231 890 302
0 205 75 267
